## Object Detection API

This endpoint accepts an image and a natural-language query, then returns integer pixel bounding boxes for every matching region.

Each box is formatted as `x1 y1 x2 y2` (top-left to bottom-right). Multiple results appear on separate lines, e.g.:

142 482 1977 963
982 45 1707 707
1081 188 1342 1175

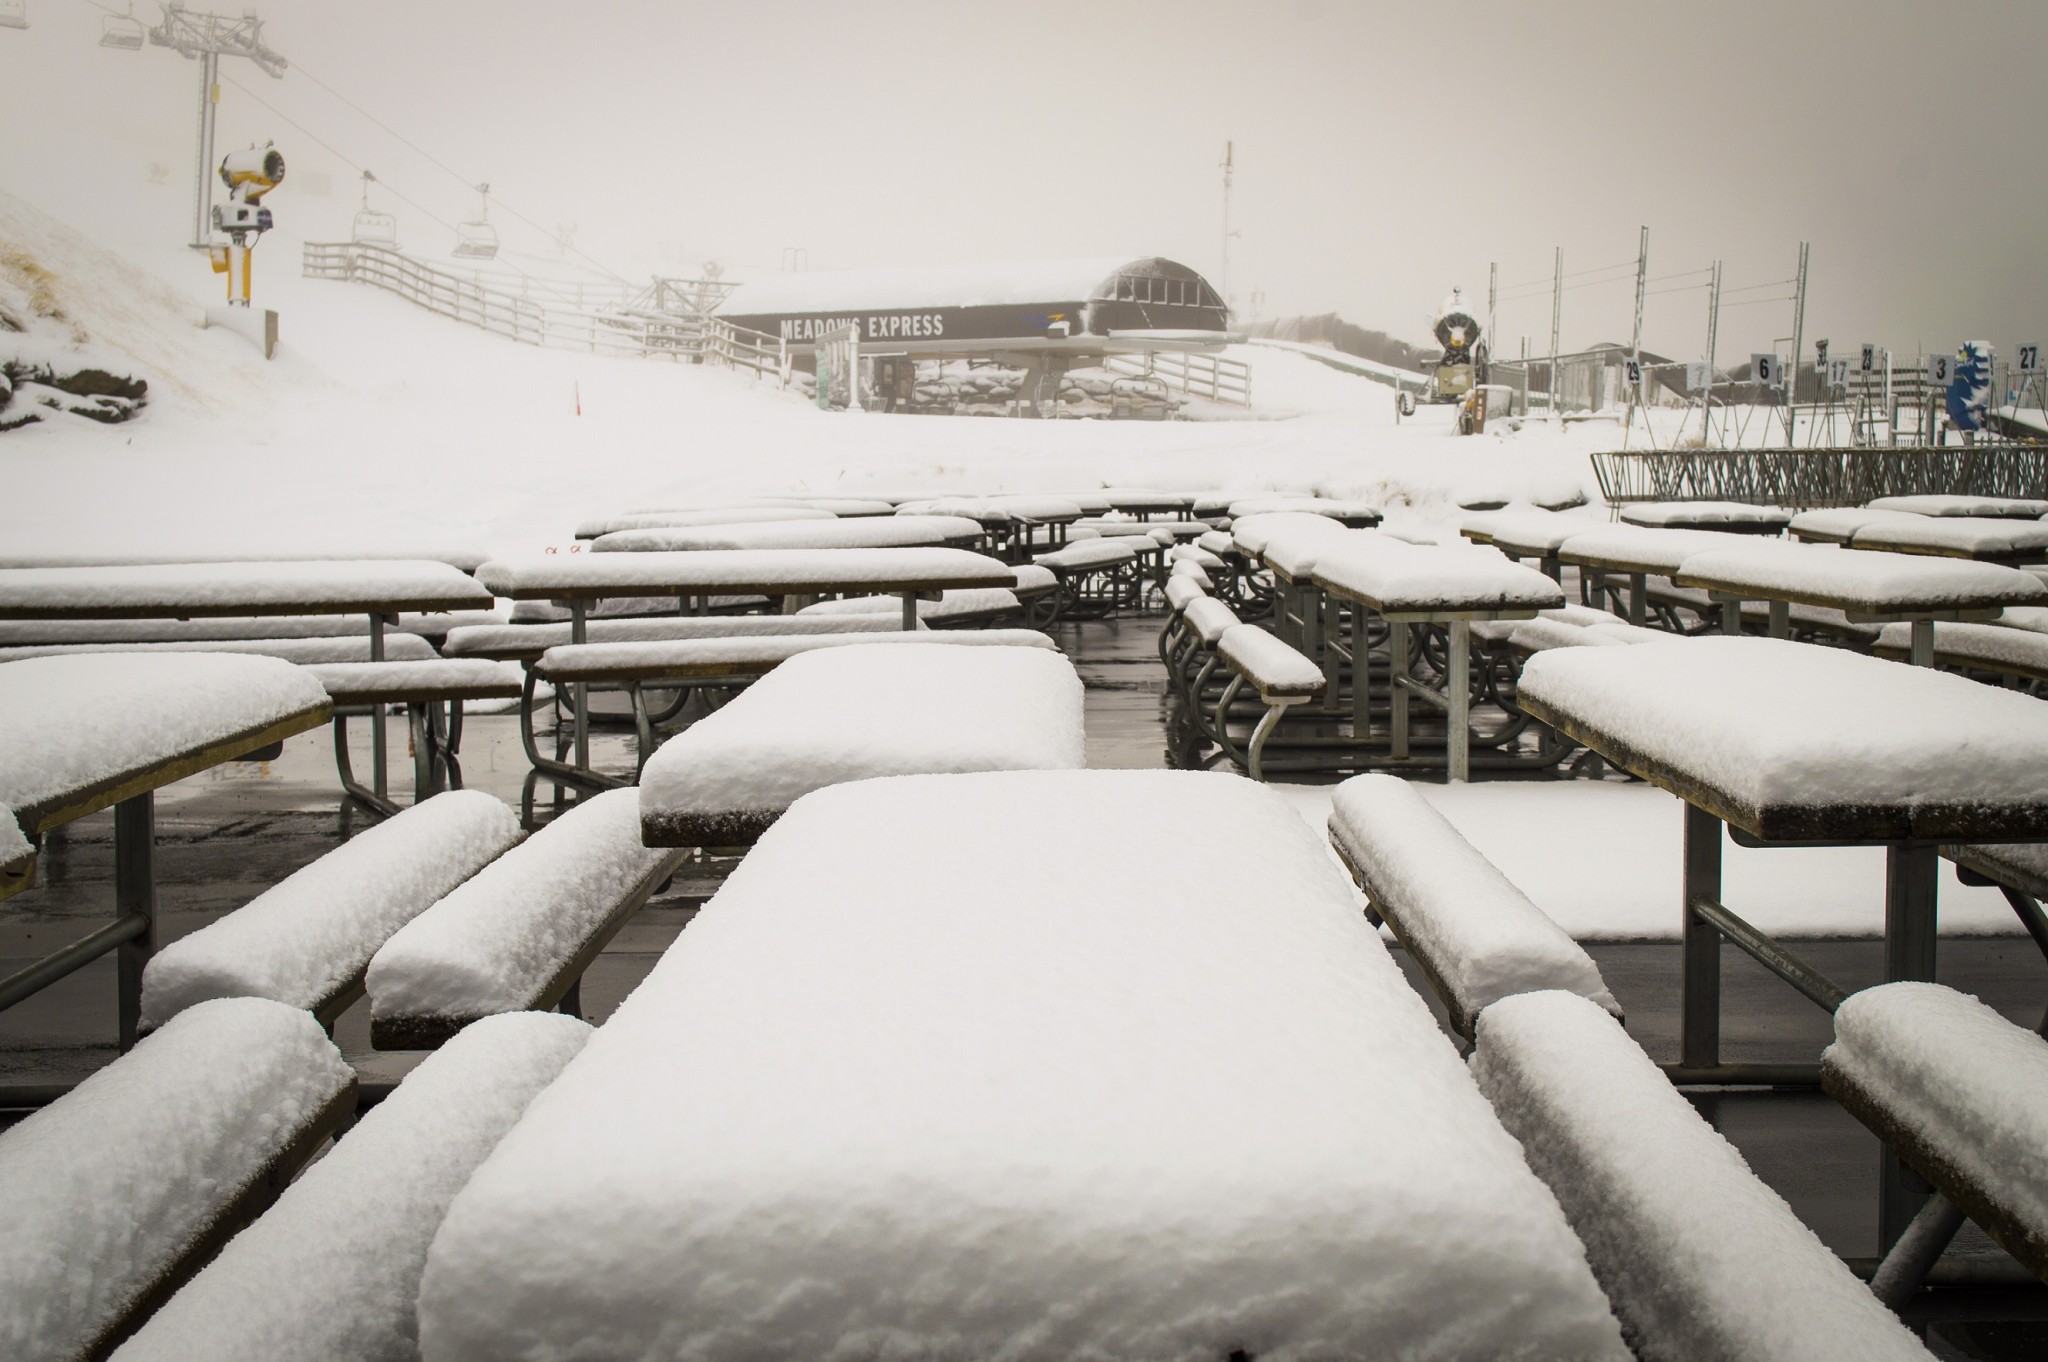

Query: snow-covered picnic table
589 514 984 554
1671 540 2048 663
0 654 331 1047
419 770 1630 1360
1616 500 1792 533
1846 514 2048 565
1554 526 1752 624
1867 494 2048 519
1459 510 1598 577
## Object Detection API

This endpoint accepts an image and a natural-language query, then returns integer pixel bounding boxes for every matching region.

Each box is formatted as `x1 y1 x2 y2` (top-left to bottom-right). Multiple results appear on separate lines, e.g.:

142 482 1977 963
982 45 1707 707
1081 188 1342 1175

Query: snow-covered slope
0 182 1633 559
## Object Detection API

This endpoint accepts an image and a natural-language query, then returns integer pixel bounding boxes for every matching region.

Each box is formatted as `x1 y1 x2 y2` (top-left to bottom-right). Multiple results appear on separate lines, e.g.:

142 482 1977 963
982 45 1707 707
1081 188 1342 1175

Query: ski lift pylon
0 0 28 32
351 169 398 247
99 9 144 47
453 181 498 261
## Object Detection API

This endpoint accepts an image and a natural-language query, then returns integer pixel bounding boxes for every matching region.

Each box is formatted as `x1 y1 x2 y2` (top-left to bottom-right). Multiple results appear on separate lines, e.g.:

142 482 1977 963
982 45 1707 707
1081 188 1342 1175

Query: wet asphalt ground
3 614 2044 1354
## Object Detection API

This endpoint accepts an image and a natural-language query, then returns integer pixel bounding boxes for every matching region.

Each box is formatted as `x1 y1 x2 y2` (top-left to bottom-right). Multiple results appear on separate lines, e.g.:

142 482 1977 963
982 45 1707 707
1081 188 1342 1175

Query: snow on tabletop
303 659 526 702
1616 500 1792 529
637 645 1085 840
0 615 366 645
110 1013 590 1362
1313 537 1566 612
573 507 835 538
794 588 1021 621
1869 494 2048 519
475 547 1012 596
443 614 897 657
0 631 439 665
1555 526 1754 573
1827 982 2048 1232
0 560 494 615
1217 623 1325 694
368 790 672 1021
140 791 520 1028
1226 495 1381 522
1674 540 2048 611
1032 538 1136 569
0 654 329 824
1875 619 2048 670
0 543 492 572
1460 510 1596 553
772 498 899 517
1517 636 2048 829
1850 515 2048 558
1010 563 1057 593
1329 776 1617 1024
540 630 1054 679
1471 992 1933 1362
419 771 1628 1362
0 998 354 1362
1228 509 1354 557
1787 507 1928 543
1273 780 2023 939
1068 519 1157 538
592 515 983 554
1260 524 1378 579
0 803 29 867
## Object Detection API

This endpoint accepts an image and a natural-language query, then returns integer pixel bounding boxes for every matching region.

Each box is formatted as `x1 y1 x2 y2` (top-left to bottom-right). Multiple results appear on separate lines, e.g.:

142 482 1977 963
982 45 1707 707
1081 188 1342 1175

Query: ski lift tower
133 4 290 249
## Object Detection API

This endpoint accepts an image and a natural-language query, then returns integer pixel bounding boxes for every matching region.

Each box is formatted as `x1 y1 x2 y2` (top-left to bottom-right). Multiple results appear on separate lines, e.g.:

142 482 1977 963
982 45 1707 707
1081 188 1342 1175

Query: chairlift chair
99 11 144 47
0 0 28 32
453 182 499 261
350 170 398 247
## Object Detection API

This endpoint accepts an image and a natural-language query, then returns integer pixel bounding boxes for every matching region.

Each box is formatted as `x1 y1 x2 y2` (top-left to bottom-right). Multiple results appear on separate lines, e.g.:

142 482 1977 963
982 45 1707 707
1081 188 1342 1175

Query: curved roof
717 257 1168 316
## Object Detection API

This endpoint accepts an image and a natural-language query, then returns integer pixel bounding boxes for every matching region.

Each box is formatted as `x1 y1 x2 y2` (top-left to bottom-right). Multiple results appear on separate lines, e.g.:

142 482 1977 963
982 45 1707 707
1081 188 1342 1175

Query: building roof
717 257 1147 316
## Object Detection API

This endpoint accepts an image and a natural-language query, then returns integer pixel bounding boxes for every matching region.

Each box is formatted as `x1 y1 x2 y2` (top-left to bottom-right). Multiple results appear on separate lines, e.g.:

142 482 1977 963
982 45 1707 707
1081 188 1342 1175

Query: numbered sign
1752 353 1780 388
2021 343 2042 375
1829 359 1848 391
1685 361 1707 390
1623 355 1644 389
1928 353 1952 385
1859 343 1875 372
1813 338 1829 370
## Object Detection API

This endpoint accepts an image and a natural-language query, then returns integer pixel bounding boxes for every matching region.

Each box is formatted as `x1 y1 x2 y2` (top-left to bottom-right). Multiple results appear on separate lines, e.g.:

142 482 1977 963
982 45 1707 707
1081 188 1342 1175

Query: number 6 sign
1752 353 1780 387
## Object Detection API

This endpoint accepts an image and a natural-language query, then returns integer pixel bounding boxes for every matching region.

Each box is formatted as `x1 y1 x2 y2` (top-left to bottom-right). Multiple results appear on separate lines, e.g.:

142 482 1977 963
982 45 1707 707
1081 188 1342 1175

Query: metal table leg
114 792 156 1053
1628 572 1647 627
1682 802 1723 1070
1879 840 1940 1249
368 612 387 801
1909 618 1934 667
1390 623 1410 760
1767 600 1790 639
900 591 917 631
571 601 589 772
1447 618 1470 782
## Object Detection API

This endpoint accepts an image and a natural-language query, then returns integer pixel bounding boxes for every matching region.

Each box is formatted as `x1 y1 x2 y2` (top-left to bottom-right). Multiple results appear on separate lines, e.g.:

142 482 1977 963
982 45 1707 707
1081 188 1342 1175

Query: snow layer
443 613 896 658
637 645 1085 840
1850 515 2048 559
1313 537 1566 612
1616 500 1791 529
1010 563 1058 594
592 514 982 553
1517 636 2048 832
1675 541 2047 612
537 628 1054 680
111 1012 590 1362
1875 619 2048 673
1229 509 1353 557
1826 982 2048 1237
419 770 1628 1362
1163 576 1204 612
1471 991 1933 1362
1183 597 1241 645
0 543 492 572
795 587 1022 622
1462 510 1598 553
0 631 438 665
0 615 365 644
1218 623 1324 694
1226 495 1381 523
1032 539 1136 569
0 653 329 825
0 998 354 1362
1787 507 1929 544
0 803 30 867
303 659 526 703
369 790 672 1021
1555 526 1753 574
1330 776 1616 1030
1261 524 1373 579
141 791 521 1027
0 559 493 615
574 507 834 538
476 547 1013 596
1869 494 2048 519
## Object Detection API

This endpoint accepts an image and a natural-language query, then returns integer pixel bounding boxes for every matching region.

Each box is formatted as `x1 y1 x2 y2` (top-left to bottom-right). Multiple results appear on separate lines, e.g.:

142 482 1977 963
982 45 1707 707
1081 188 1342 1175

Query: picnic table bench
636 642 1084 846
1789 507 1930 545
417 770 1631 1360
1460 510 1599 580
1553 525 1752 624
0 559 497 812
590 514 984 554
0 654 330 1052
474 547 1014 777
1868 494 2048 519
1871 619 2048 684
1224 495 1383 527
1847 515 2048 566
573 506 837 539
1516 634 2048 1247
1616 500 1793 534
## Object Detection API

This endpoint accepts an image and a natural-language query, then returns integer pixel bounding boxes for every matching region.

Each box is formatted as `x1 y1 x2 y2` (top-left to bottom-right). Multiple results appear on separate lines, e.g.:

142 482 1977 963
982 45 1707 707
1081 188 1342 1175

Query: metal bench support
1682 803 1723 1069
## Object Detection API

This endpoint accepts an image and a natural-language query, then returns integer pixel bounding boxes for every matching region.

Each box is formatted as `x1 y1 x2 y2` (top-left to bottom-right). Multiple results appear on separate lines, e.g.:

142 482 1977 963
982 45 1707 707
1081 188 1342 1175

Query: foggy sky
4 0 2043 363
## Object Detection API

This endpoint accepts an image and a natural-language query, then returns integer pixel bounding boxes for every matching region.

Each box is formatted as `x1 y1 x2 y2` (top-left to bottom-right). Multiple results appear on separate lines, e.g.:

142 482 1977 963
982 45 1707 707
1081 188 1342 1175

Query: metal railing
1106 350 1252 406
302 242 786 380
1590 445 2048 507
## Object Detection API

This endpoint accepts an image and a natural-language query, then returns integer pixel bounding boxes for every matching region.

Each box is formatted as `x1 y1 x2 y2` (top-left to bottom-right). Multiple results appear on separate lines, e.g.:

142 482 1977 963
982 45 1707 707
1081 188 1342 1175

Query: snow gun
209 142 283 307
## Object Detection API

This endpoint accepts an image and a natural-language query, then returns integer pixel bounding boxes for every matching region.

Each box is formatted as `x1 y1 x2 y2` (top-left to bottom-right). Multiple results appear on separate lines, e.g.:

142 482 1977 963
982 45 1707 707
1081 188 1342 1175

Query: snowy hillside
0 183 1631 559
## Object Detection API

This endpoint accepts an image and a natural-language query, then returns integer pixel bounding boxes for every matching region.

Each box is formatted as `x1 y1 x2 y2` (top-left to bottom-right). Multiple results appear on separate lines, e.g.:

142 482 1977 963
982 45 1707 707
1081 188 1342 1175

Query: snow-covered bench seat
1505 614 1677 652
1329 775 1621 1040
367 790 685 1049
1167 558 1213 589
1226 495 1382 526
796 587 1023 627
1033 538 1138 570
1459 510 1595 577
1848 515 2048 565
1616 499 1793 533
0 558 494 620
1212 623 1325 780
417 770 1630 1361
304 660 525 815
1472 991 1935 1362
0 630 440 665
109 1011 589 1362
590 513 983 554
1868 494 2048 519
138 791 521 1033
534 627 1056 686
1871 618 2048 682
1788 507 1930 545
574 506 836 539
0 998 357 1361
1822 982 2048 1282
442 612 898 662
637 643 1085 847
1030 538 1142 619
476 546 1017 607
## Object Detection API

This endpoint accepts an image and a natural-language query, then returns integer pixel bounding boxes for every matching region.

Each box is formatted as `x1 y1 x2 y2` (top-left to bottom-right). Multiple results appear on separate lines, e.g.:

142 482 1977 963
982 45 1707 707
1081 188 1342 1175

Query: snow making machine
1398 288 1494 433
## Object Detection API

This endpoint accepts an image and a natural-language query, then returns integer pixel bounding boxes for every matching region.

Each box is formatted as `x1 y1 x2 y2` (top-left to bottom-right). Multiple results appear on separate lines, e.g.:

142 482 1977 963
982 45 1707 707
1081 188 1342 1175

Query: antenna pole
1220 140 1235 316
1547 247 1562 416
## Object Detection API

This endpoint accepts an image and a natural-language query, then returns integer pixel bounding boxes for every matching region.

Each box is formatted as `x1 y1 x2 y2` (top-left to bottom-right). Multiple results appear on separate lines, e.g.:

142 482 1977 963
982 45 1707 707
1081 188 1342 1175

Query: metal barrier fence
1591 445 2048 507
1105 349 1252 406
301 242 786 381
